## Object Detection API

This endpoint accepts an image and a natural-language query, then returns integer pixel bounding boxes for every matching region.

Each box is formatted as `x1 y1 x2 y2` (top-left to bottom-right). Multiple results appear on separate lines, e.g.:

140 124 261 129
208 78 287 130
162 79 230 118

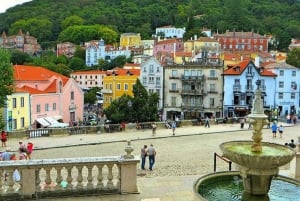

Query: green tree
9 18 53 43
61 15 84 30
10 50 30 65
286 48 300 67
0 50 14 129
68 57 86 70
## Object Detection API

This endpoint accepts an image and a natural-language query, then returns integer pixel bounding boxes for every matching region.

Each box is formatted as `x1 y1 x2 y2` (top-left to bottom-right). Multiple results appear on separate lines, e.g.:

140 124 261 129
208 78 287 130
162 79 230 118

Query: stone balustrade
0 155 139 199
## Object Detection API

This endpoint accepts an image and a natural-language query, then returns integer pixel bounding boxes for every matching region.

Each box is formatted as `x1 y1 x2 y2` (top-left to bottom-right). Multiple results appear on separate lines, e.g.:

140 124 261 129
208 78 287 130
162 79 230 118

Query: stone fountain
195 80 298 200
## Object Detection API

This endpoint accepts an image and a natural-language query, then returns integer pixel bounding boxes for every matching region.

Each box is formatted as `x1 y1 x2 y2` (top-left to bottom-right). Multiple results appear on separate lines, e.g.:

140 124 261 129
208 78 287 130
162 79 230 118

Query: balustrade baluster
76 165 84 189
6 168 14 192
55 166 63 190
44 167 52 189
106 164 114 189
86 165 94 189
97 164 103 190
66 166 73 189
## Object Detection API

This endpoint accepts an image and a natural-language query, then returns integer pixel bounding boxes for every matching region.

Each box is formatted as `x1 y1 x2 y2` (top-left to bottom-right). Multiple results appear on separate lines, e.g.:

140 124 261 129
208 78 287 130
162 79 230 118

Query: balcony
233 84 241 93
169 75 180 79
245 72 255 78
207 76 218 80
0 147 139 199
181 89 206 95
207 90 218 94
169 88 180 93
181 75 205 81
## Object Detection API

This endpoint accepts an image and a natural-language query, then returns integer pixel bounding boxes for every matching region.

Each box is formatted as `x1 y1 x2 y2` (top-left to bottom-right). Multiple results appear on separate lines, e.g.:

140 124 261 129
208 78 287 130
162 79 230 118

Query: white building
223 60 277 118
155 26 186 38
70 70 106 90
140 57 164 111
85 39 131 67
85 39 105 67
264 62 300 118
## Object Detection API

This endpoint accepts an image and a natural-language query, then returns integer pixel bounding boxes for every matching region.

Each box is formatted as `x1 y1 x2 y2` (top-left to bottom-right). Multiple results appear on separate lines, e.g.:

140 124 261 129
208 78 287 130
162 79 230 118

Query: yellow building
5 90 31 131
120 33 141 48
102 69 140 108
184 37 219 53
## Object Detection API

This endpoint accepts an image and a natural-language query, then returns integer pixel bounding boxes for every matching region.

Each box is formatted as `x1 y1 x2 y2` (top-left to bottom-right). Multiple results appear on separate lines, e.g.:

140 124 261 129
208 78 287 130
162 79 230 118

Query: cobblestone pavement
2 122 299 201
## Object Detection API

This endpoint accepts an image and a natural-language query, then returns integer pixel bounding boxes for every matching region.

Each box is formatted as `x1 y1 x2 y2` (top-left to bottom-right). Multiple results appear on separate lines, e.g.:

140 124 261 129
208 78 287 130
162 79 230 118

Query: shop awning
36 118 50 127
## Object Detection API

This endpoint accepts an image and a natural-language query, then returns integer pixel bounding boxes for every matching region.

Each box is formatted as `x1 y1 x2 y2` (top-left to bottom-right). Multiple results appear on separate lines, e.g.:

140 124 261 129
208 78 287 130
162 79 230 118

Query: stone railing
0 142 139 199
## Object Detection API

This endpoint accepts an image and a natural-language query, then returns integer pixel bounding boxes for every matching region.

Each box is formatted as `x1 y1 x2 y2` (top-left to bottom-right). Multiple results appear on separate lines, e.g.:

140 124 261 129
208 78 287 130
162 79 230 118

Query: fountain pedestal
240 166 278 195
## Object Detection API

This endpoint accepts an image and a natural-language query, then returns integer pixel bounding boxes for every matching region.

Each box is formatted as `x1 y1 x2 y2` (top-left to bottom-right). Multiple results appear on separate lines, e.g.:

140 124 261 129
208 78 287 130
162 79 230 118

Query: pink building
14 65 84 128
153 38 184 62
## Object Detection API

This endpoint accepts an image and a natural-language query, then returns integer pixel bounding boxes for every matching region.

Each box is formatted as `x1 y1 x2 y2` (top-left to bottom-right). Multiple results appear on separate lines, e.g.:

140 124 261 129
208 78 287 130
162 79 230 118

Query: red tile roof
223 60 276 77
13 65 70 94
71 70 106 75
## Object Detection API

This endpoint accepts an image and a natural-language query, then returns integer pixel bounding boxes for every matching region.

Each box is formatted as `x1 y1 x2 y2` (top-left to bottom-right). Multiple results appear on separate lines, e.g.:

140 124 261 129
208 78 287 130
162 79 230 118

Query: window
21 97 24 107
291 93 295 99
210 70 216 77
13 119 17 129
116 83 121 90
171 83 177 90
71 91 74 100
156 89 160 94
292 71 296 76
149 89 154 93
209 98 215 107
156 66 160 72
13 98 17 108
149 77 154 84
210 84 216 92
21 117 25 128
143 66 147 72
171 97 176 106
156 77 160 86
124 83 128 91
291 81 297 90
279 70 284 76
142 77 147 85
37 104 41 113
278 81 284 88
53 103 56 111
172 70 178 77
149 65 154 73
278 92 283 99
45 103 49 111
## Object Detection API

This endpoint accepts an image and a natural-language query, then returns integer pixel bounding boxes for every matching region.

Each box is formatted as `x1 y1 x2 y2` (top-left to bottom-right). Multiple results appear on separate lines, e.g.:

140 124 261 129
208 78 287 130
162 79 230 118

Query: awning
53 115 63 120
36 118 50 127
44 117 59 124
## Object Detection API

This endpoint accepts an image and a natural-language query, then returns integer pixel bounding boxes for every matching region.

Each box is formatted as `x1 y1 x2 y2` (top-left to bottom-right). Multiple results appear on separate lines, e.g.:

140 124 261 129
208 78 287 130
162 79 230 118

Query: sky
0 0 32 13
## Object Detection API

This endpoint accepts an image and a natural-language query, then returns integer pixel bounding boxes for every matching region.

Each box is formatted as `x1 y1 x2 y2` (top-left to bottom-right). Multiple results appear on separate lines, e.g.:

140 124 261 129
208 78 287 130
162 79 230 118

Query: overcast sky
0 0 32 13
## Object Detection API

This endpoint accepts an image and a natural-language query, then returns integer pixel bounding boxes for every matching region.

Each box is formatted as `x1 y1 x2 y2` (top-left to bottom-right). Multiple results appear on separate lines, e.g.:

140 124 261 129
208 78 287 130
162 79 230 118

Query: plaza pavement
2 121 299 201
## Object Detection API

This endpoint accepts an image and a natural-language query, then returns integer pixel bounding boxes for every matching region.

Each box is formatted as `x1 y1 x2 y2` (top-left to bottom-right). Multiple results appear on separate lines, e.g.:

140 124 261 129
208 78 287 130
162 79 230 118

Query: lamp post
127 100 132 123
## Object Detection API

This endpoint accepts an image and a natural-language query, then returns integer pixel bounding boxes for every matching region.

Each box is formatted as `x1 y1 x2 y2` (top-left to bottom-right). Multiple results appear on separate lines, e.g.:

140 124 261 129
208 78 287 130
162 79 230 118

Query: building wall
155 26 186 38
70 70 106 90
102 74 138 108
163 63 223 120
140 57 164 109
120 33 141 47
5 92 31 131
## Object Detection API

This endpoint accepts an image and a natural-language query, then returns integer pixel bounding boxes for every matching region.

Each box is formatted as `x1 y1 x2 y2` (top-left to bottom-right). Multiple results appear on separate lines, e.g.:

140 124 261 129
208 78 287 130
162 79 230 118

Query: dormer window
235 67 240 72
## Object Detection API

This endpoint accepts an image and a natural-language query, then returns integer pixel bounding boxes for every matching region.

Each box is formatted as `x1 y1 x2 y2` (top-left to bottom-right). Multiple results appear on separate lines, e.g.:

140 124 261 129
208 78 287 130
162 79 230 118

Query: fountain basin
220 141 296 169
194 171 300 201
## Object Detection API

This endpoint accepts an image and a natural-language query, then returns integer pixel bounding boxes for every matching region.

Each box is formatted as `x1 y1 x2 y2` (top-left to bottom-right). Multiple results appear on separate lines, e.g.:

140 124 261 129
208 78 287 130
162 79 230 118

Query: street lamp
127 100 132 122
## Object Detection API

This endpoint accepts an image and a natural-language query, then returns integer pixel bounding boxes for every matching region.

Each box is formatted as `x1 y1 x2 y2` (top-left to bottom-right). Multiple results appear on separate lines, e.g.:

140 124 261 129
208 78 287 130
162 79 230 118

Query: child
271 122 278 138
278 125 283 138
27 142 34 160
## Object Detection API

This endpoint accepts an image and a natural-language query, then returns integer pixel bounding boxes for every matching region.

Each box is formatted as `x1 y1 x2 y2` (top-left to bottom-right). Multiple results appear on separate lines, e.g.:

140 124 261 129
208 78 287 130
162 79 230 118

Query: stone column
21 169 36 198
119 157 140 194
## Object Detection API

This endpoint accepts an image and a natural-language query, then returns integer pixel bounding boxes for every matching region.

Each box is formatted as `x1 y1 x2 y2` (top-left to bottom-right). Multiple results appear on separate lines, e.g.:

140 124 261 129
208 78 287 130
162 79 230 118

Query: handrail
214 152 232 172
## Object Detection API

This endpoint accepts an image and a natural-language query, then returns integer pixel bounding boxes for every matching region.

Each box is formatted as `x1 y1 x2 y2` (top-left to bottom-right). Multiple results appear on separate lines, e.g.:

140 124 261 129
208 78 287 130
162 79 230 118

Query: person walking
171 121 176 135
205 116 210 128
240 117 245 129
140 145 148 170
271 122 278 138
1 130 8 147
147 144 156 171
27 142 34 160
151 122 157 136
278 125 284 138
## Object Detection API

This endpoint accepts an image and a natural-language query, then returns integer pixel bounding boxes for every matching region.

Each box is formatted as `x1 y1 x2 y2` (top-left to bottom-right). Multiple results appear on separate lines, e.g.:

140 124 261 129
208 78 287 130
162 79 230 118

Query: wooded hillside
0 0 300 50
